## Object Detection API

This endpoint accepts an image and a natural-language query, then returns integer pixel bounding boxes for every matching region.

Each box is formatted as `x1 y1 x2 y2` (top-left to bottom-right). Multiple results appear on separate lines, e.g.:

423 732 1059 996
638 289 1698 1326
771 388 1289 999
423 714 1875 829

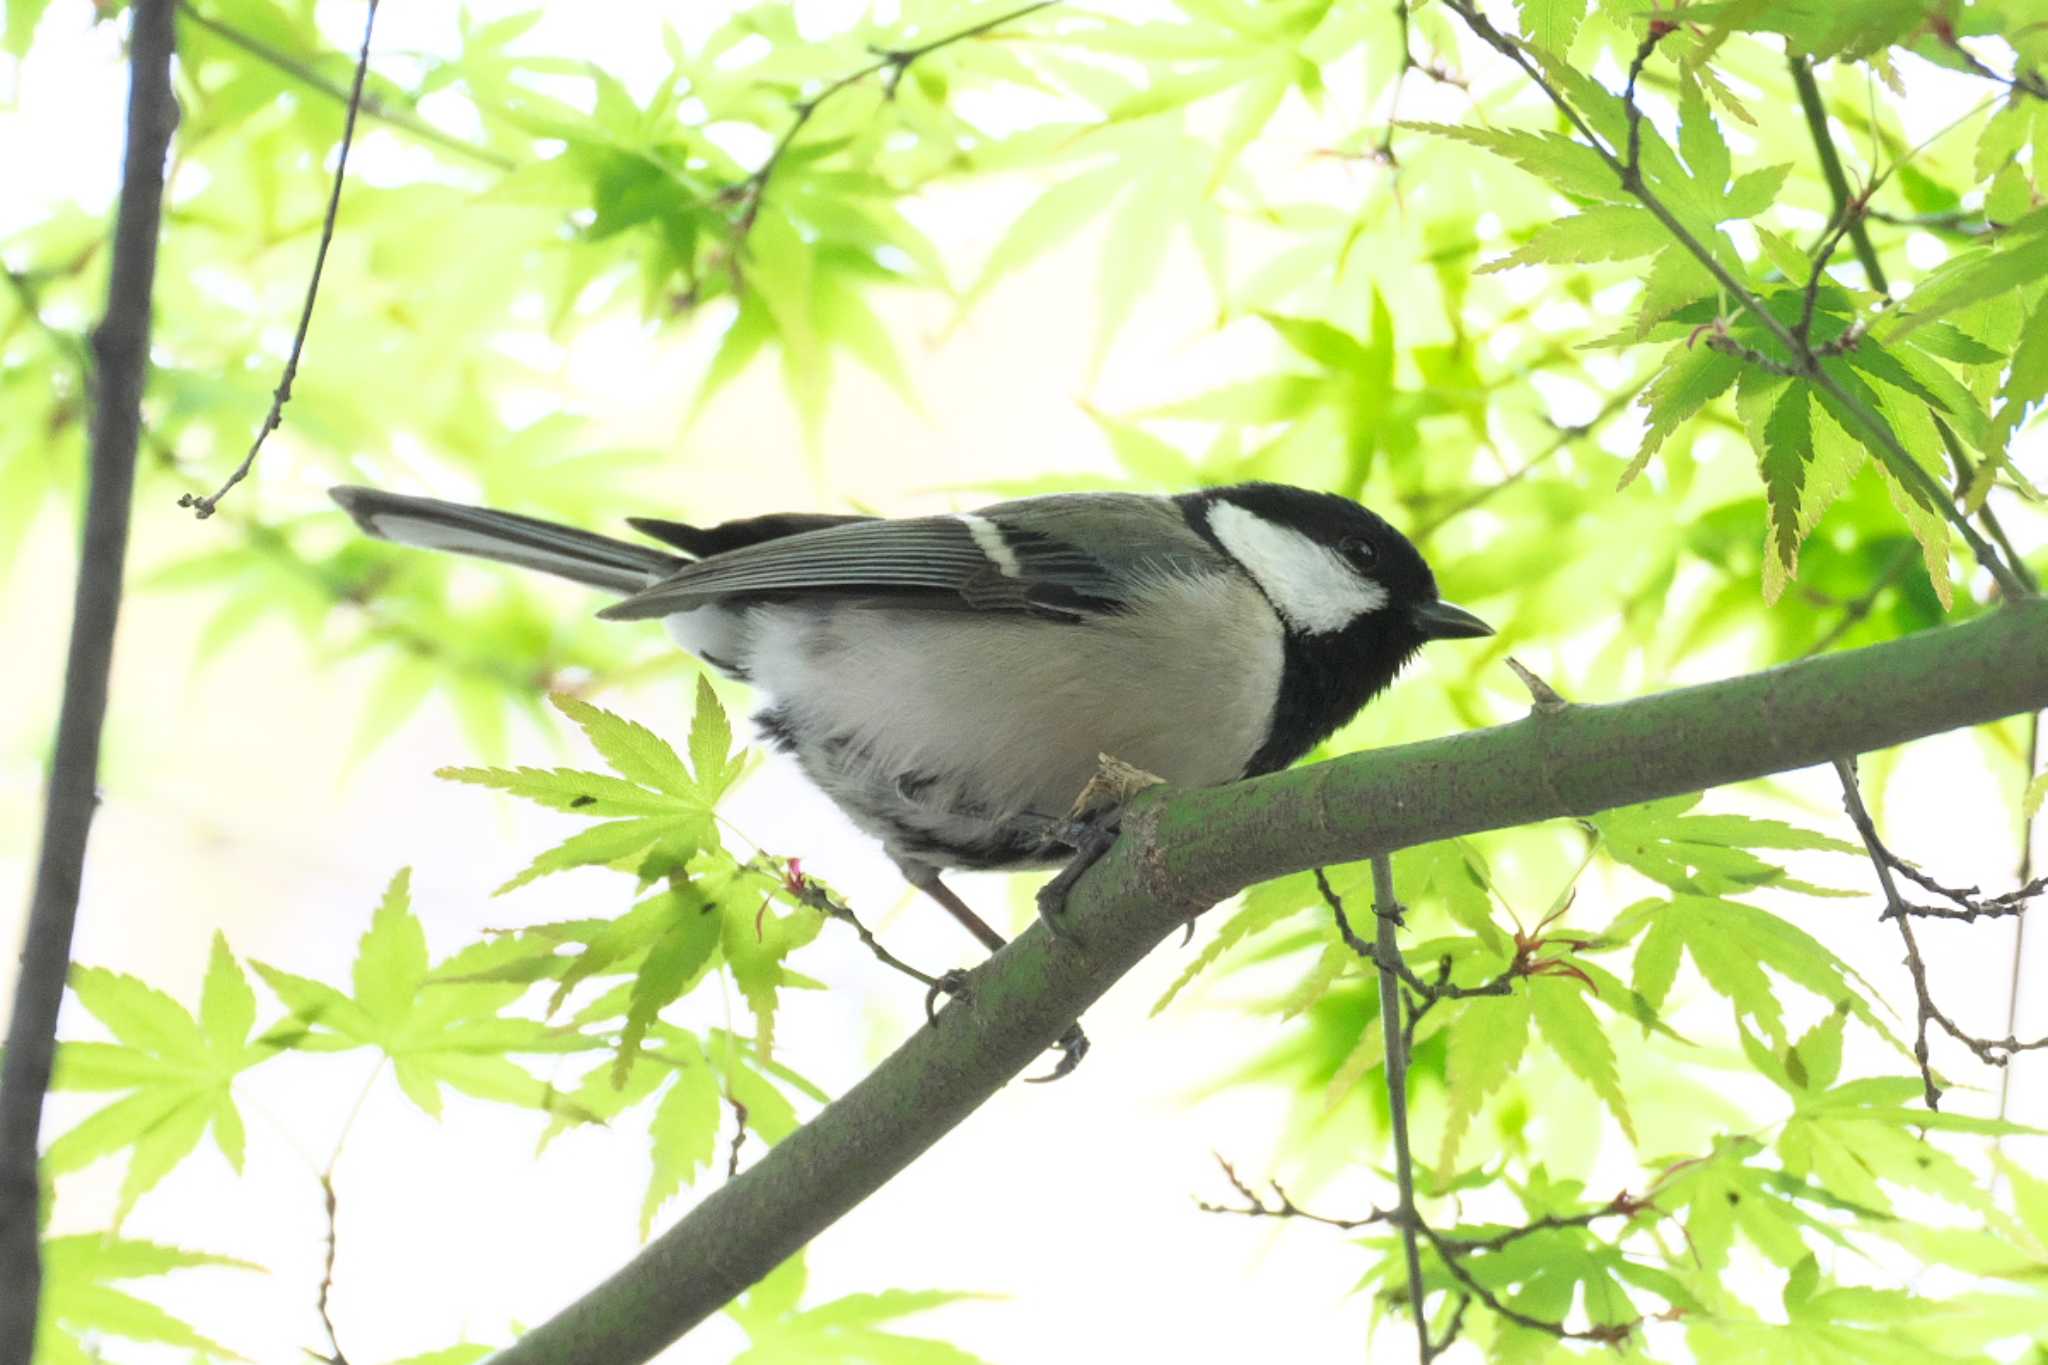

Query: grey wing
595 511 1137 621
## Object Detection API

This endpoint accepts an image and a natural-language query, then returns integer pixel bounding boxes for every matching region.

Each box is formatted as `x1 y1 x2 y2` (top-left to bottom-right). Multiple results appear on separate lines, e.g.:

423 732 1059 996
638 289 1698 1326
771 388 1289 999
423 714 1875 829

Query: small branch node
1505 657 1569 713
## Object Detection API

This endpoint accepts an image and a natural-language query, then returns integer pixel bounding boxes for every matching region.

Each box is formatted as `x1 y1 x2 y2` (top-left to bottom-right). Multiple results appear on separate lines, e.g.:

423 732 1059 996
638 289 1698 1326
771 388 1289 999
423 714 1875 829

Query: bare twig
180 0 379 519
1313 867 1515 1003
176 0 513 171
1440 0 2034 602
1999 711 2041 1124
726 1094 750 1179
1836 757 2048 1109
314 1171 351 1365
1196 1154 1395 1232
1372 0 1465 167
720 0 1058 274
1363 856 1434 1363
0 2 178 1352
1413 1219 1635 1343
781 864 952 995
1198 1154 1650 1351
1788 55 1889 295
1935 418 2040 600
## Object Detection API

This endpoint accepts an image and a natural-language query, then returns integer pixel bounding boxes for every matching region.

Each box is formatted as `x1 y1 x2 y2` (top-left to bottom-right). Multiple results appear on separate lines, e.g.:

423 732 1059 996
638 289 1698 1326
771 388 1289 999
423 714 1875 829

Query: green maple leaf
47 933 275 1222
1593 794 1860 899
37 1234 257 1363
725 1251 996 1364
439 684 746 893
250 869 596 1117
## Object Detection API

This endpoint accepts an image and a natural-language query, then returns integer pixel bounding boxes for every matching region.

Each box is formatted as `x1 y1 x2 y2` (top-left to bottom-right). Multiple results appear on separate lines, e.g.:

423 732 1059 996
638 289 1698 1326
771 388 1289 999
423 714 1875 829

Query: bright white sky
1 3 2043 1364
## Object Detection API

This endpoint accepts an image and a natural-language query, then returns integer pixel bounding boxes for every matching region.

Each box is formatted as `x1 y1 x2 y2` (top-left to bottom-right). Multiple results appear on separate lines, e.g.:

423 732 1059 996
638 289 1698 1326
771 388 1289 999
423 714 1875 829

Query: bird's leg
1034 814 1120 939
900 861 1090 1081
901 863 1008 954
1035 754 1167 938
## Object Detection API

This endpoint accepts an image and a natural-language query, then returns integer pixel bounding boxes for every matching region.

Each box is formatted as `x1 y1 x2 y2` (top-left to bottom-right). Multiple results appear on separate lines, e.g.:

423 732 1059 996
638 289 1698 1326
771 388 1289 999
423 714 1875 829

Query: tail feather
330 486 682 594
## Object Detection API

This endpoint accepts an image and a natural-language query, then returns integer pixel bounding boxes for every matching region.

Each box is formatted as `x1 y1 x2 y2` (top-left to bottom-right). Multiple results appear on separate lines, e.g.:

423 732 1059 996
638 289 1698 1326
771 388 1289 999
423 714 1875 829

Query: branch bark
489 598 2048 1365
0 0 178 1354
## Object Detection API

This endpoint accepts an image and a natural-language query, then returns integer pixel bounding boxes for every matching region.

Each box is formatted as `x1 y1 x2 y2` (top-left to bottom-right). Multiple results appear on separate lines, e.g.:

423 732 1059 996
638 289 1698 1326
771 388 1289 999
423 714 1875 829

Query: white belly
704 571 1283 866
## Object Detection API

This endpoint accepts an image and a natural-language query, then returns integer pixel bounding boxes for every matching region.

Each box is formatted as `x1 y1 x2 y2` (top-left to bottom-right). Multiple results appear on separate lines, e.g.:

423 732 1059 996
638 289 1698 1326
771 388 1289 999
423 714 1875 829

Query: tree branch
180 0 379 520
1440 1 2034 602
1788 55 1888 296
0 0 179 1353
485 599 2048 1365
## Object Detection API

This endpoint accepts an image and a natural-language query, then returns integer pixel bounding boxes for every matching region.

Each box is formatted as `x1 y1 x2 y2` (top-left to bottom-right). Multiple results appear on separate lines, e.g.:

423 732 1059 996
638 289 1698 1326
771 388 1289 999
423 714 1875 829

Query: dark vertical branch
1371 855 1432 1363
0 0 179 1354
1788 55 1889 295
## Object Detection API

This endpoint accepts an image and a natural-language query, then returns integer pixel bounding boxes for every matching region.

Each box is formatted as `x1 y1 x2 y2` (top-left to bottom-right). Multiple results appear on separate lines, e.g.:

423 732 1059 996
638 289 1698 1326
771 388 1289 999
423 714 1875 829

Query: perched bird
330 482 1490 1071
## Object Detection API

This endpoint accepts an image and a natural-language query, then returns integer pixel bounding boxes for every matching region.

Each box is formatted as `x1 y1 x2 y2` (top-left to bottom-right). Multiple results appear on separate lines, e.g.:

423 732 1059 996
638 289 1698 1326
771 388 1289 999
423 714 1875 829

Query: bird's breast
721 572 1285 863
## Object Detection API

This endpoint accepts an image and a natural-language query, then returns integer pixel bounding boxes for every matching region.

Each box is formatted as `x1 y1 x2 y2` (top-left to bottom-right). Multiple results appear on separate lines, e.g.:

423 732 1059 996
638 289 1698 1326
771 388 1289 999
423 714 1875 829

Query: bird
330 481 1491 1073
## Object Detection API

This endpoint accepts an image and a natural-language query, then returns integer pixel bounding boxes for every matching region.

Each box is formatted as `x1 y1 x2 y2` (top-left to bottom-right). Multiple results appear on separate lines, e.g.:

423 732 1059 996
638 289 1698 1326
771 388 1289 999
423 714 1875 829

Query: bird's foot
923 968 972 1027
1035 815 1120 942
1033 754 1166 943
1025 1021 1091 1083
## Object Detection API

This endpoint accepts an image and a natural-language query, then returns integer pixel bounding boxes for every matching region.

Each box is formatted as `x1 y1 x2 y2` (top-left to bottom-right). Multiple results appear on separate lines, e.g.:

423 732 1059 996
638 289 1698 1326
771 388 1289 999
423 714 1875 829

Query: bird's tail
329 486 682 593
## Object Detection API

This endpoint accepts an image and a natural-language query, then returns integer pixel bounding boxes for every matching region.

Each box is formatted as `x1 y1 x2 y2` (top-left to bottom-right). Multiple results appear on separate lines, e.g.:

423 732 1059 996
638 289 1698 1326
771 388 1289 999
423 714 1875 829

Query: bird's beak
1410 598 1494 640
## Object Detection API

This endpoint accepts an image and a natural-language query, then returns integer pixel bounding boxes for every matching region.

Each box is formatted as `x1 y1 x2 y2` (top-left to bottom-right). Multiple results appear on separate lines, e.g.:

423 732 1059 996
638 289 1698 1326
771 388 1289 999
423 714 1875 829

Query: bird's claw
1035 813 1122 945
1025 1021 1091 1083
923 968 972 1026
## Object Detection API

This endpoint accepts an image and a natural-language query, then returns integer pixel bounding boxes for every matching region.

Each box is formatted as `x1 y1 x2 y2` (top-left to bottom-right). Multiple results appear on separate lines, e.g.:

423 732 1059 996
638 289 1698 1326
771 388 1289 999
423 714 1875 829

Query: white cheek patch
955 513 1021 577
1206 501 1389 634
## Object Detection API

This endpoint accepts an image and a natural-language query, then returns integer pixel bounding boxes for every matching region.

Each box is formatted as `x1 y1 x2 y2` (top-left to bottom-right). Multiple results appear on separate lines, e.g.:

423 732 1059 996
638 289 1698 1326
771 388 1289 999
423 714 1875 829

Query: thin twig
306 1060 382 1365
1195 1154 1395 1232
1413 1220 1634 1343
181 0 380 519
1999 711 2041 1124
1935 418 2041 599
1788 55 1889 295
0 2 178 1352
1440 0 2034 602
176 1 513 171
1314 867 1514 1001
726 1094 750 1179
1198 1157 1648 1350
313 1170 351 1365
1369 856 1433 1364
1371 0 1464 168
1836 757 2048 1109
783 868 950 994
720 0 1058 277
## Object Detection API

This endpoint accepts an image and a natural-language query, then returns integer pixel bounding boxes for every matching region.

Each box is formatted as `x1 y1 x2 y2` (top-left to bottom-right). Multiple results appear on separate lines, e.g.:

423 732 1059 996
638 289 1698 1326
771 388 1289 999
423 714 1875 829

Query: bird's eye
1339 536 1379 571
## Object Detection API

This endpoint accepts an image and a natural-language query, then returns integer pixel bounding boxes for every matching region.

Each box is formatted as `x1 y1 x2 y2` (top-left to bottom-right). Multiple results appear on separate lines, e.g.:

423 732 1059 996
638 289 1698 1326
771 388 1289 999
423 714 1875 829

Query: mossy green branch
490 598 2048 1365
